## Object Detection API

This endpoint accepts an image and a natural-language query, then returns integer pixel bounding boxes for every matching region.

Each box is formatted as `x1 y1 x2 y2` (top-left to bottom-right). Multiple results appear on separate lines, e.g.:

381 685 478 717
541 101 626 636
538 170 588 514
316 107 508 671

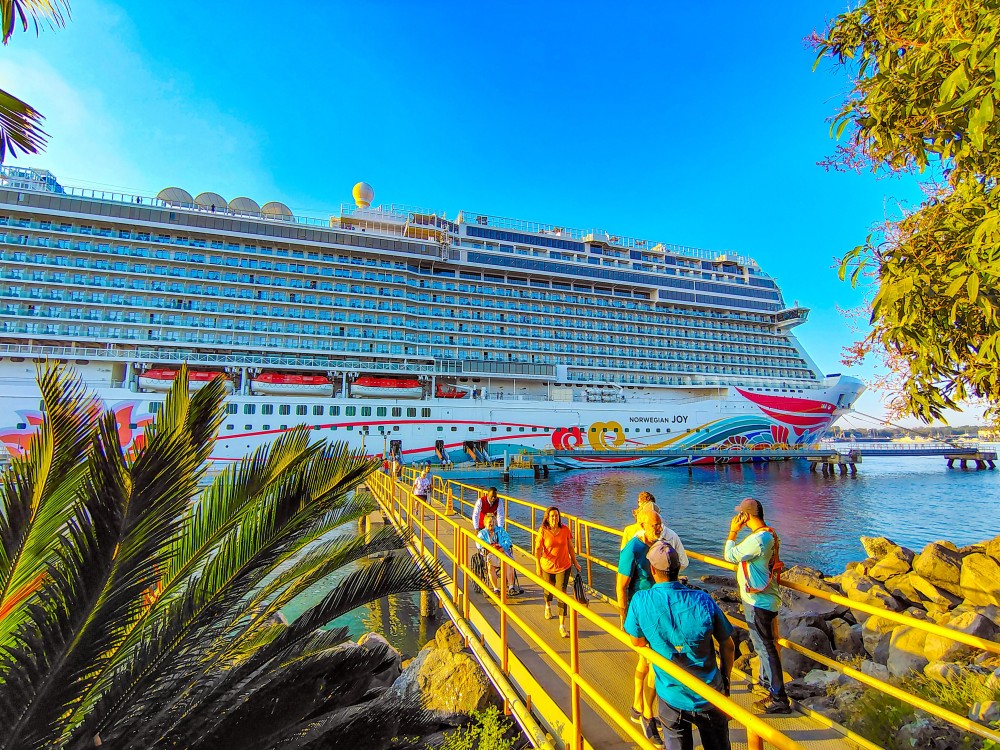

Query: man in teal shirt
625 541 735 750
724 497 791 714
617 507 663 743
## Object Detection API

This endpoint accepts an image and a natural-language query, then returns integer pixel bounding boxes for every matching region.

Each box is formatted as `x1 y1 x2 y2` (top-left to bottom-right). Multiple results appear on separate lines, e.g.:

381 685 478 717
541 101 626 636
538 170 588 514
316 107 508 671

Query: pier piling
945 450 997 470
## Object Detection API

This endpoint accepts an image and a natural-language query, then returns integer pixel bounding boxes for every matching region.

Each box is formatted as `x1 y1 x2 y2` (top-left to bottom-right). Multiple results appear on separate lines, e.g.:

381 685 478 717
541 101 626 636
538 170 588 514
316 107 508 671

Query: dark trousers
542 568 571 616
658 702 731 750
745 604 788 701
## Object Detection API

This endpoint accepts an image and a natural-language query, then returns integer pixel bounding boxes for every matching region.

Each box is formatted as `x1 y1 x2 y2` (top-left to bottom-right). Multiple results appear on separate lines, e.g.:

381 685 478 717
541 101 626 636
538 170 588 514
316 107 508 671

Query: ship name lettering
629 416 686 424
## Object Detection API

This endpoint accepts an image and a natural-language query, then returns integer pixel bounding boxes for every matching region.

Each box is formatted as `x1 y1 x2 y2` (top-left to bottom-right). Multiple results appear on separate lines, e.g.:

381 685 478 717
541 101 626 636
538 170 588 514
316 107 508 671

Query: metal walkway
366 472 870 750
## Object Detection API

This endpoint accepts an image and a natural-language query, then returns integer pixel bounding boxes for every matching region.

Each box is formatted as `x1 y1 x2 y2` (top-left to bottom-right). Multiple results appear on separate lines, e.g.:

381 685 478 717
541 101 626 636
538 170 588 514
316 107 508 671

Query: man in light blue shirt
625 541 735 750
723 497 791 714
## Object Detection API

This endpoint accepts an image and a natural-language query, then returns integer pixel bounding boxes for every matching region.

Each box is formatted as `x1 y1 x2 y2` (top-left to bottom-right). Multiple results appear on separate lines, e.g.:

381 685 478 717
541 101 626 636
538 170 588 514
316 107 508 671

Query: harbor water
292 453 1000 654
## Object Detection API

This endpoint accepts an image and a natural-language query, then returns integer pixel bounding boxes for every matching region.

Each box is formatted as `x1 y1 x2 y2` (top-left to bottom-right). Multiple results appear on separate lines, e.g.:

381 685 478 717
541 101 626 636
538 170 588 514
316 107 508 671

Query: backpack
741 526 784 594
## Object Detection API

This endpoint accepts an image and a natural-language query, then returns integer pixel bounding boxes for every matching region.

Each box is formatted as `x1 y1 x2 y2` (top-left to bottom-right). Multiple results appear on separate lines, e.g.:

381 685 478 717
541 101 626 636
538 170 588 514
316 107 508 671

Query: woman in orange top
534 505 581 638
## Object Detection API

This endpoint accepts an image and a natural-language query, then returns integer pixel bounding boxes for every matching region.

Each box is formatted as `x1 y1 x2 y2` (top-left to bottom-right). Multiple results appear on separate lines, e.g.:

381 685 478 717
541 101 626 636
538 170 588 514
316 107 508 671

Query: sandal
559 625 569 638
544 604 552 620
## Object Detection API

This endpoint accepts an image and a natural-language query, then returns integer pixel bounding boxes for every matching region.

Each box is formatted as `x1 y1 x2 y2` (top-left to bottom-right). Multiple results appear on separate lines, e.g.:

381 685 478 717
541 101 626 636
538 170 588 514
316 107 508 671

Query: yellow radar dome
352 182 374 208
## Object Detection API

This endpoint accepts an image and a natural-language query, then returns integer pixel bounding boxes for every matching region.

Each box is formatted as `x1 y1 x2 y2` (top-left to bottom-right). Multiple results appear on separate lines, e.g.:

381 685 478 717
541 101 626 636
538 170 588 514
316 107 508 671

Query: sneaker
640 716 663 747
750 683 771 697
492 587 500 595
629 707 642 724
752 697 793 715
559 624 569 638
544 604 553 620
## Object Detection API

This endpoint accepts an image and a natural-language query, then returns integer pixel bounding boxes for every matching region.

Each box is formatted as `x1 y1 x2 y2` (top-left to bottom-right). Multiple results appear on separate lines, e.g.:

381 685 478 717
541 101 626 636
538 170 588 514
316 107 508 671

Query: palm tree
0 363 443 749
0 1 72 162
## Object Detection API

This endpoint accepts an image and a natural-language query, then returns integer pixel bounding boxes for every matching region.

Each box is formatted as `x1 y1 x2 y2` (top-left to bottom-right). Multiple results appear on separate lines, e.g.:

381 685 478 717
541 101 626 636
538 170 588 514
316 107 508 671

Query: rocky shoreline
703 533 1000 748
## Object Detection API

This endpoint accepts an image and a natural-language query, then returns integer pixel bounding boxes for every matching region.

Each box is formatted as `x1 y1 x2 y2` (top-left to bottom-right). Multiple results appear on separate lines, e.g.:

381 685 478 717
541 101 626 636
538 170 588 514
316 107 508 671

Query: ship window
346 406 356 416
16 422 26 430
421 408 431 417
437 426 443 431
491 426 497 432
346 425 353 431
519 427 525 432
506 427 512 432
263 424 270 430
244 404 255 415
377 407 387 416
244 424 252 430
226 425 234 431
361 407 371 416
330 425 336 430
532 427 537 432
392 407 402 417
129 423 137 430
151 402 162 413
393 426 399 431
451 426 457 431
314 425 321 431
226 403 238 415
280 424 287 430
296 405 307 415
469 426 474 432
313 405 324 415
262 404 273 415
279 405 290 416
329 406 339 416
407 408 416 417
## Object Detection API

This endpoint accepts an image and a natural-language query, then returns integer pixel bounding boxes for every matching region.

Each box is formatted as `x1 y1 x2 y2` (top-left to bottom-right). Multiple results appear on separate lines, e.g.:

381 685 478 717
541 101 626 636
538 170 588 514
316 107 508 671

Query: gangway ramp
367 472 867 750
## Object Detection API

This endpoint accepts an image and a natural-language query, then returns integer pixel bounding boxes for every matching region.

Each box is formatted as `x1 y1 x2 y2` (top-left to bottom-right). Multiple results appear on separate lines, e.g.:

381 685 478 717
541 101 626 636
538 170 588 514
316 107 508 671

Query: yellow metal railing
383 469 805 750
397 469 1000 747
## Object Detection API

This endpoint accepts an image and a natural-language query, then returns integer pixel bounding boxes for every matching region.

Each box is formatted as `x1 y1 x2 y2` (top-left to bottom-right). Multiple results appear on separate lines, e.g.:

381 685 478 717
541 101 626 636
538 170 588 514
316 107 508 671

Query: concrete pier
945 450 997 470
807 450 861 475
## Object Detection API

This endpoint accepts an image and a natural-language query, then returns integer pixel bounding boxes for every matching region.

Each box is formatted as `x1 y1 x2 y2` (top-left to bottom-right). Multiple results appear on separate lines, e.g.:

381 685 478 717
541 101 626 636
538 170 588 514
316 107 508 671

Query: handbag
572 572 589 606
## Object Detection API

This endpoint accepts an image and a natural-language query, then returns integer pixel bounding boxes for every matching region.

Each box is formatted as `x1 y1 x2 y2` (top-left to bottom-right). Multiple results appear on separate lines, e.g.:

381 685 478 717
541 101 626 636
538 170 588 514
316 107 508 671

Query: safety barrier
385 469 808 750
399 469 1000 747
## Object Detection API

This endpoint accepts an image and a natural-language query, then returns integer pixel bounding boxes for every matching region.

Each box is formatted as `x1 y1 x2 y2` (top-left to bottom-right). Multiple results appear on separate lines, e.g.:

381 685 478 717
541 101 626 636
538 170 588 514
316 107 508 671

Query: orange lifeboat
138 369 233 393
250 372 333 397
351 376 423 399
435 384 469 399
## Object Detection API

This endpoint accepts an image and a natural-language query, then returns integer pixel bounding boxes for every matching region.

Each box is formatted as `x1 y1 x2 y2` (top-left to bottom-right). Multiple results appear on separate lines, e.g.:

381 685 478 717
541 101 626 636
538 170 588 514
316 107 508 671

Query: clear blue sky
2 1 972 427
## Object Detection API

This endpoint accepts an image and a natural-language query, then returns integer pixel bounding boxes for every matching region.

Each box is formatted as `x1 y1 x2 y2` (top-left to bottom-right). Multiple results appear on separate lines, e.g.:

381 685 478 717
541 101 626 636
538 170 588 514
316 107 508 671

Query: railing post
570 607 582 750
746 729 764 750
585 525 593 587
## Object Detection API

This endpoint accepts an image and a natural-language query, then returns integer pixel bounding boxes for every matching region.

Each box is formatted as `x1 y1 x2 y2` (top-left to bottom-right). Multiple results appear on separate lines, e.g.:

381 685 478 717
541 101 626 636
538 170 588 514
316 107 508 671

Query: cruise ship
0 166 864 468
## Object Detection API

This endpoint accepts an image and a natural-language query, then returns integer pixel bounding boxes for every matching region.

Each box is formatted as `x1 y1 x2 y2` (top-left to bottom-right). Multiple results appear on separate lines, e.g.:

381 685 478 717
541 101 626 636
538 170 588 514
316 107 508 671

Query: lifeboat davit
250 372 333 397
435 384 469 399
138 369 234 393
351 376 423 399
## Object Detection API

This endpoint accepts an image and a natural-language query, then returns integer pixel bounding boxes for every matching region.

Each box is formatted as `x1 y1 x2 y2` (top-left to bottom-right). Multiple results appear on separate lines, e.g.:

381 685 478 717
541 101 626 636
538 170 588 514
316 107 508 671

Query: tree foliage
0 363 443 750
816 1 1000 423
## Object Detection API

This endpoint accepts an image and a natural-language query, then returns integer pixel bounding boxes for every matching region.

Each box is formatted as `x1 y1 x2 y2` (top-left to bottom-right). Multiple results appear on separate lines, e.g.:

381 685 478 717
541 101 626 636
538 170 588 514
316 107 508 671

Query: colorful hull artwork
0 378 859 469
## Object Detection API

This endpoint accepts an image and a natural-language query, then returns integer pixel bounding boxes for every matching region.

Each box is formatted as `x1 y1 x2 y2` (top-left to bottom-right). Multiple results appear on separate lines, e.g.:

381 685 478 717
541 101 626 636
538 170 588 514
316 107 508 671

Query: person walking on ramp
625 541 735 750
617 506 664 745
534 506 581 638
723 497 791 715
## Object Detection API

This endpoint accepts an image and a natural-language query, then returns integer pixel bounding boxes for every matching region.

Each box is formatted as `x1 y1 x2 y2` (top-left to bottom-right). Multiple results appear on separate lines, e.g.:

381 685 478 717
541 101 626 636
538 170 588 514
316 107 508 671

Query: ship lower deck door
389 440 402 460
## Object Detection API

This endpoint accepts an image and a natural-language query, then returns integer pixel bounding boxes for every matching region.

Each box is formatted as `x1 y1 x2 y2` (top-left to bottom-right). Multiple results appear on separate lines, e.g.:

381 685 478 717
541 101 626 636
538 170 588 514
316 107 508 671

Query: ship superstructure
0 166 863 467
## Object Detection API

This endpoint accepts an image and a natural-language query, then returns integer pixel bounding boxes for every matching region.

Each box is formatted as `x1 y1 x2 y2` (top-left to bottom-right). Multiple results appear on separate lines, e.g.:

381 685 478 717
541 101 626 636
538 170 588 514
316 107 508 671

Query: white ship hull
0 364 864 468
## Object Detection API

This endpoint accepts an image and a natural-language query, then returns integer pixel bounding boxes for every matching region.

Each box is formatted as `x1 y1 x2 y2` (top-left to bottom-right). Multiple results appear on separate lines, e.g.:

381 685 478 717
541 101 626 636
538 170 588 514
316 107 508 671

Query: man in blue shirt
626 541 735 750
723 497 791 714
617 507 663 743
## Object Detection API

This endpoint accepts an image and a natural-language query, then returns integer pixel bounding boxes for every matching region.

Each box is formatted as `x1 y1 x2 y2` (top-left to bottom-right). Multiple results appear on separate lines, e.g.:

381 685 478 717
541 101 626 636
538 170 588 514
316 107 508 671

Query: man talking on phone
723 497 792 715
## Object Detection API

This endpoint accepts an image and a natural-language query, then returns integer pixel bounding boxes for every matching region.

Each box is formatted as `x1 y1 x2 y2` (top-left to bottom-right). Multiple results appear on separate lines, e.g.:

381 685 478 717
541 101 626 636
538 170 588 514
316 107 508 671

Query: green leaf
967 273 980 303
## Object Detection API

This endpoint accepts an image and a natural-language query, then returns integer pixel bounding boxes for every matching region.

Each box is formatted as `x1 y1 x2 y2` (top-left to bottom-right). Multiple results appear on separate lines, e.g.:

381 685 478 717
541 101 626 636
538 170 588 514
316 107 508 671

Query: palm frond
0 364 98 644
0 87 48 163
1 0 70 44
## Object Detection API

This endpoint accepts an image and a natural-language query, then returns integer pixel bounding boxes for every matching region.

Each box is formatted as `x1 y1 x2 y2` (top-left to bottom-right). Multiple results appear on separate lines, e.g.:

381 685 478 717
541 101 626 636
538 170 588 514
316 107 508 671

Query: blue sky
2 2 973 426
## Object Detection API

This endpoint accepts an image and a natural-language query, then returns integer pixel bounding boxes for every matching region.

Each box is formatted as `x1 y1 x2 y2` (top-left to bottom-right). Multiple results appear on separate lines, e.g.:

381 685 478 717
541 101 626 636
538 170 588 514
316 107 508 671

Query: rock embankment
705 532 1000 745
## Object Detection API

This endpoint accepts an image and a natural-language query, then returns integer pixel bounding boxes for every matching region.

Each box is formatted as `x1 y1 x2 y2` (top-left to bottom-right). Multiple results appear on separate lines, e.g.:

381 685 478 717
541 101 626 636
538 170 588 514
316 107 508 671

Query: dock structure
944 450 997 470
366 470 1000 750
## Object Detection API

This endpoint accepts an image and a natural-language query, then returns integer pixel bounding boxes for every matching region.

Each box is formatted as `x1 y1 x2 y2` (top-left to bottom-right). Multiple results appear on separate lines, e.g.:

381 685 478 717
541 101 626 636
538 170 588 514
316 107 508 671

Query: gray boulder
897 718 965 749
909 573 963 609
913 542 964 596
389 644 491 723
830 618 865 656
960 553 1000 607
803 668 849 690
861 536 900 559
970 701 1000 725
986 533 1000 564
860 659 890 682
887 625 929 678
798 694 844 723
780 612 832 640
358 631 403 689
883 572 925 607
924 610 1000 663
782 625 834 678
779 566 848 620
924 660 964 684
862 615 897 664
840 568 905 621
868 548 914 582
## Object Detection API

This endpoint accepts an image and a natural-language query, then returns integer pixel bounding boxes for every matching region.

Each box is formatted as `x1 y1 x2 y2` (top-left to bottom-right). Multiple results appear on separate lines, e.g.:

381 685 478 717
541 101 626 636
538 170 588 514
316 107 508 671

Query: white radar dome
228 196 261 213
261 201 293 220
157 187 193 206
352 182 374 208
195 192 227 210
